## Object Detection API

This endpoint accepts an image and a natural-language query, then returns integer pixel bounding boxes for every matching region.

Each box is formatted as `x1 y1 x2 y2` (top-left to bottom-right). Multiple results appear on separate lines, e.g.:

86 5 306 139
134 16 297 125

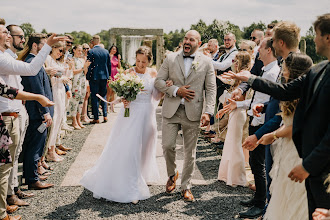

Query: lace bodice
133 69 155 104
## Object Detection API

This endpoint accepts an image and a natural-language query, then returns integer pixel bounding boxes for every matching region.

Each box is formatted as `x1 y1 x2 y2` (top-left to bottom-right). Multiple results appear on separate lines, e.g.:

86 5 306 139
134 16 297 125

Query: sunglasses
58 49 63 53
83 48 89 50
250 36 256 40
67 42 72 45
11 35 25 40
238 48 247 52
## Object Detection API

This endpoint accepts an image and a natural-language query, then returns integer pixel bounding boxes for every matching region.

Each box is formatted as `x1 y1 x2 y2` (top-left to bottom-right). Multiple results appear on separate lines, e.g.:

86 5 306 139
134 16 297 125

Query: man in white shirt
3 25 34 208
236 38 280 219
0 24 66 220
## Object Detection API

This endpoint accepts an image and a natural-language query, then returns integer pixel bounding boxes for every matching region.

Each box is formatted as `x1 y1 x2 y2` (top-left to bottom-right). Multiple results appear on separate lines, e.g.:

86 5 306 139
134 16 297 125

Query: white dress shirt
0 49 24 113
173 53 195 104
253 45 260 58
236 60 280 126
212 46 238 71
0 44 51 113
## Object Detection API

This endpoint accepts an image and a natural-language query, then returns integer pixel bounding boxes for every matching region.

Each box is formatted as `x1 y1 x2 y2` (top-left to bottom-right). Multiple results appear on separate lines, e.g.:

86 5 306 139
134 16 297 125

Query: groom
155 30 216 201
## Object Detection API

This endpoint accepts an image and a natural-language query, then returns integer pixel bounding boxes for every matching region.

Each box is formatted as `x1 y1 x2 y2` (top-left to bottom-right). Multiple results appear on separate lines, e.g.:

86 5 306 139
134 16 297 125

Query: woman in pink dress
106 45 121 112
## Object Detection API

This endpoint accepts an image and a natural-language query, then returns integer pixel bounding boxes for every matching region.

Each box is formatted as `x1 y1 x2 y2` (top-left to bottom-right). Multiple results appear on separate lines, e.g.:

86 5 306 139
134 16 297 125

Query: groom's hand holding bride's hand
288 164 310 183
177 85 195 102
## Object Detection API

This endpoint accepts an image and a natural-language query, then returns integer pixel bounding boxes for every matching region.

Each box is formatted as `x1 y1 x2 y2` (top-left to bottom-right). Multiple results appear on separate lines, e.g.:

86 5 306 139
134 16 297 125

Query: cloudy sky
1 0 328 36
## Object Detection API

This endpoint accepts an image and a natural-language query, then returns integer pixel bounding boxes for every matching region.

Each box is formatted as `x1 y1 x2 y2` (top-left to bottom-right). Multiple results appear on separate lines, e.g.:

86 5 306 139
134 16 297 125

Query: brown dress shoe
103 117 108 123
7 195 29 206
1 214 22 220
90 119 100 124
57 144 72 151
181 189 195 202
15 189 34 199
166 171 179 193
6 205 18 214
28 181 54 190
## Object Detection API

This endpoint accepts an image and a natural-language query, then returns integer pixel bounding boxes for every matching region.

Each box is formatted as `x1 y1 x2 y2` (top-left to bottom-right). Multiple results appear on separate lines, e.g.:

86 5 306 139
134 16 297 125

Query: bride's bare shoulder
149 68 158 78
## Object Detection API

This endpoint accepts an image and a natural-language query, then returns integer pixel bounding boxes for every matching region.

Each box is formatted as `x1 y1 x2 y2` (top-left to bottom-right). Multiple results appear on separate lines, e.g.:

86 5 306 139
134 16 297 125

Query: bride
257 53 313 220
80 46 165 204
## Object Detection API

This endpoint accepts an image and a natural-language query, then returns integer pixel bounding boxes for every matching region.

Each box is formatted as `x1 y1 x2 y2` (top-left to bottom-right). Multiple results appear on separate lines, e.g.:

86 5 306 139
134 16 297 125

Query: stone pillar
156 35 164 70
299 39 306 54
110 34 117 46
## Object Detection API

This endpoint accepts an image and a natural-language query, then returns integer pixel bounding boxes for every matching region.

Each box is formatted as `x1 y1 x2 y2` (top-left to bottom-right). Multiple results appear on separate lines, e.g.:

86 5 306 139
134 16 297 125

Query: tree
65 31 92 45
303 26 326 63
242 21 266 39
20 23 35 37
41 28 48 34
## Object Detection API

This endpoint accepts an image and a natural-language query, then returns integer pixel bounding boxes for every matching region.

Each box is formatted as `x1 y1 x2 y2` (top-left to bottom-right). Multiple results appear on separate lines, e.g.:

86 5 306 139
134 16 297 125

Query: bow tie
183 55 194 59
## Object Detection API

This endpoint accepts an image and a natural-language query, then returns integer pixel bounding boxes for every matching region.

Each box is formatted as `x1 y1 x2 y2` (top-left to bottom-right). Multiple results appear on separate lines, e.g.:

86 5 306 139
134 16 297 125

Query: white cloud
0 0 328 36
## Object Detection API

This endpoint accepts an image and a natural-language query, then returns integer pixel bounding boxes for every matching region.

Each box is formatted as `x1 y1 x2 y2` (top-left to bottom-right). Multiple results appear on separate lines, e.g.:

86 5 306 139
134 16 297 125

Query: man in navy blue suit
86 35 111 124
20 33 54 190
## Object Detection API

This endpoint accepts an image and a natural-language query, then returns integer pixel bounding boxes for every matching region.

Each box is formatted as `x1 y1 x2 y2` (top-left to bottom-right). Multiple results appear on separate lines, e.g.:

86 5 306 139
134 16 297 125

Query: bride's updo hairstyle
136 46 153 66
280 52 313 116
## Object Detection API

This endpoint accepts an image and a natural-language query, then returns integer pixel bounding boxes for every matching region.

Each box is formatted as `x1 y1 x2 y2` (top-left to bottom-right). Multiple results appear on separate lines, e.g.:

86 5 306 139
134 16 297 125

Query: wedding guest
216 51 251 187
0 25 64 220
207 39 221 61
44 41 71 161
86 35 111 124
250 29 264 57
223 13 330 219
81 43 91 123
64 34 73 60
220 37 280 218
2 25 33 207
265 23 276 38
19 33 55 192
155 30 216 202
258 53 313 220
106 45 121 112
0 80 54 220
68 45 87 129
239 40 256 65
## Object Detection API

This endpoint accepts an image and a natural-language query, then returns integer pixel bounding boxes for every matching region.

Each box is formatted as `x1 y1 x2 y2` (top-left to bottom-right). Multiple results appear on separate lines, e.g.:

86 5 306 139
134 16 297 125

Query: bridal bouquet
109 73 144 117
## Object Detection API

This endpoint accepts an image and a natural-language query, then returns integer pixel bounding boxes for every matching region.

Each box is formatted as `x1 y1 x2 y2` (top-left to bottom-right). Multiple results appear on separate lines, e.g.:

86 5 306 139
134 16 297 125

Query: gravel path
15 120 253 220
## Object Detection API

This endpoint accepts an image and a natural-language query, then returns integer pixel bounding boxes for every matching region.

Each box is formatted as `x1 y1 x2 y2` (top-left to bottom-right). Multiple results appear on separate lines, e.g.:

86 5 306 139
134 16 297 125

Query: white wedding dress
264 113 308 220
80 69 161 203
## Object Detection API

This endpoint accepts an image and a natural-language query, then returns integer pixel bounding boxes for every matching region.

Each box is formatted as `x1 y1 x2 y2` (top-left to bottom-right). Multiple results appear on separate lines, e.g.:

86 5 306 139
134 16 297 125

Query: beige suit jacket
155 51 216 121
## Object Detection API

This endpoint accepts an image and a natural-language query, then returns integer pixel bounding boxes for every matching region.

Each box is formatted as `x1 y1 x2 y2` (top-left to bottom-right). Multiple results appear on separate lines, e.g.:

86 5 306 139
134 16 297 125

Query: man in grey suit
155 30 216 201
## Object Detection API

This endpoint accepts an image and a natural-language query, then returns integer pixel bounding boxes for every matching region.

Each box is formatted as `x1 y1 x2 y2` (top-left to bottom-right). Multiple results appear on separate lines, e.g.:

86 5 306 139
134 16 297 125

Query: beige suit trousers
162 105 200 190
0 116 20 218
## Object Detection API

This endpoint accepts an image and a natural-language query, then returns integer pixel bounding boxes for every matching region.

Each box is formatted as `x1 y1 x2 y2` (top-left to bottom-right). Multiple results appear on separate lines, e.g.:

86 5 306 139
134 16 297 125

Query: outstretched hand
252 103 264 117
37 95 55 107
46 33 70 46
222 70 252 82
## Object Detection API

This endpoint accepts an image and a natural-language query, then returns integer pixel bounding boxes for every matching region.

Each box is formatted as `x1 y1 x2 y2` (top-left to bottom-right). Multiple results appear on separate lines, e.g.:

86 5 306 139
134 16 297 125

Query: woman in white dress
44 41 71 162
216 51 251 187
80 46 164 204
257 53 313 220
